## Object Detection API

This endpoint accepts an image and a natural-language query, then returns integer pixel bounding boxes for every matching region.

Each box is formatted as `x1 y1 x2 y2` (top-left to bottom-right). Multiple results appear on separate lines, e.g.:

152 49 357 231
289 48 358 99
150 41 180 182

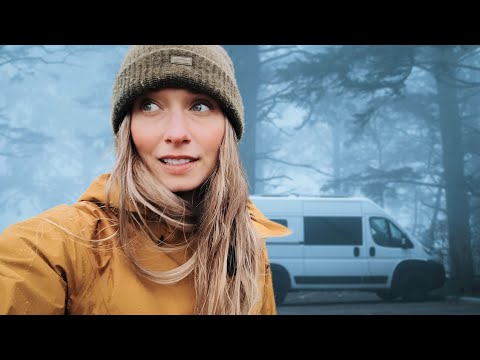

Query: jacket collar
78 173 291 239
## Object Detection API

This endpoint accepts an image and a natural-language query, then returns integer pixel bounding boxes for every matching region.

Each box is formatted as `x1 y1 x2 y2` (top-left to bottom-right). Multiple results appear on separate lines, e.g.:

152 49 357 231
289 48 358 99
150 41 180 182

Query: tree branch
258 45 298 54
458 47 480 62
466 182 480 197
294 104 315 130
462 122 480 134
261 117 292 136
417 60 480 73
256 175 293 182
0 55 80 68
389 180 445 188
420 199 447 213
260 48 318 67
258 155 332 176
260 51 300 67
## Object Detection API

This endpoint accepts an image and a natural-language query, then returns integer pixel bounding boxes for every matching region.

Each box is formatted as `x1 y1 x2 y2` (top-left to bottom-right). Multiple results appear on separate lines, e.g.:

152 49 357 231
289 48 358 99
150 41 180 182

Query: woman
0 45 290 314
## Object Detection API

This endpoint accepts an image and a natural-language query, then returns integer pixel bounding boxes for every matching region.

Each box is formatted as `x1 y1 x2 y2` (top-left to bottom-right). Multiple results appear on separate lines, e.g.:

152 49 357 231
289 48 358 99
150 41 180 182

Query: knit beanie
111 45 244 140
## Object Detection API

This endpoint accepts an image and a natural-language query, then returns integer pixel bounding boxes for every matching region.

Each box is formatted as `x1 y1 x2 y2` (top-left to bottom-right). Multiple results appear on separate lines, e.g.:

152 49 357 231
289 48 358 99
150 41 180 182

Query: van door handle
369 246 376 257
353 247 360 257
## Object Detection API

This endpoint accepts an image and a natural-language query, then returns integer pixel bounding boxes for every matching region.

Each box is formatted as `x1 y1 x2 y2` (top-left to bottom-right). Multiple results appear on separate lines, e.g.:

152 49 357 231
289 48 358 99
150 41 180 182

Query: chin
167 184 199 194
163 176 209 193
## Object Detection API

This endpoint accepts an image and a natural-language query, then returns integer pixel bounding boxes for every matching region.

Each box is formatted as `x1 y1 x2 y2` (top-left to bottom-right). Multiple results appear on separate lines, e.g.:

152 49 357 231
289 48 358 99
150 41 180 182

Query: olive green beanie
111 45 244 140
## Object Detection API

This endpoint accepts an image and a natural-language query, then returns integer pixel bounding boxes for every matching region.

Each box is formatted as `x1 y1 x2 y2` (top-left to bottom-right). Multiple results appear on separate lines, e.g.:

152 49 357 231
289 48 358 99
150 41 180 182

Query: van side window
369 217 412 248
270 219 288 227
304 217 362 246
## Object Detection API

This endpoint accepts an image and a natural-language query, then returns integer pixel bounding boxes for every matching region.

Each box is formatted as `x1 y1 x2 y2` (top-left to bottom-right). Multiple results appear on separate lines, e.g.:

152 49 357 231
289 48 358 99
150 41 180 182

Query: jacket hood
78 174 291 239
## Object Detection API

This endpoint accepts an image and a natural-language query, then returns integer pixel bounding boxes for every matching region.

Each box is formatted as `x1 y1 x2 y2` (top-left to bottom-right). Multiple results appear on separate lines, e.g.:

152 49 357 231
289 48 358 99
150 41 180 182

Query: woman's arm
0 205 88 314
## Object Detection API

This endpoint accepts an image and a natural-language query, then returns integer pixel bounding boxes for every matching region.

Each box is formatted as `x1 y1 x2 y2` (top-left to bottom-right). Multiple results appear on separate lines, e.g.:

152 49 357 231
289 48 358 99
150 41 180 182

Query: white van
250 195 446 305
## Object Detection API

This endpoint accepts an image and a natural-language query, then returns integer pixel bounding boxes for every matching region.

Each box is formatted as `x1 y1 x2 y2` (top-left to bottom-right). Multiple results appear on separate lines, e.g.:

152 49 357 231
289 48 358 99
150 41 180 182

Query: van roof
249 195 387 215
250 195 372 202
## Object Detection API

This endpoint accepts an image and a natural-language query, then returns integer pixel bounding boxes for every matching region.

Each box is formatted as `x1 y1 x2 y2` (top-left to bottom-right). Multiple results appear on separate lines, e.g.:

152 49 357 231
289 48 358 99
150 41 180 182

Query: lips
161 158 194 165
159 155 198 163
158 155 198 174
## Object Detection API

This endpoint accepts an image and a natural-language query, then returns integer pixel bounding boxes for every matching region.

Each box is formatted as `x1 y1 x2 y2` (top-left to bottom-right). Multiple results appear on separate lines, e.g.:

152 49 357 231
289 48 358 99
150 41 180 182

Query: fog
1 45 479 289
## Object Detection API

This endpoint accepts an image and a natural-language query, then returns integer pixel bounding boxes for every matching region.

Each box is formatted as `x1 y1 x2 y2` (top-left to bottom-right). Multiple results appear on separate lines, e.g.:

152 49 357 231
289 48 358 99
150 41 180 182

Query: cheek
204 122 225 156
131 120 156 153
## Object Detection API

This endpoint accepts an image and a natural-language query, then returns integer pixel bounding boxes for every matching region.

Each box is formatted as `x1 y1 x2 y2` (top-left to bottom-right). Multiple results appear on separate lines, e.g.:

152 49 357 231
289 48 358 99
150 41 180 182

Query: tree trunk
426 187 443 250
471 196 480 276
332 117 342 195
434 46 473 291
223 45 260 193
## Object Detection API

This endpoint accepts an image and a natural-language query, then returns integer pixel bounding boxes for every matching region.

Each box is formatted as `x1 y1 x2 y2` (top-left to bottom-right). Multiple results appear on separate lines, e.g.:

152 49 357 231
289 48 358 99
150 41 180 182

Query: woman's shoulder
40 201 105 229
1 201 109 246
247 199 292 239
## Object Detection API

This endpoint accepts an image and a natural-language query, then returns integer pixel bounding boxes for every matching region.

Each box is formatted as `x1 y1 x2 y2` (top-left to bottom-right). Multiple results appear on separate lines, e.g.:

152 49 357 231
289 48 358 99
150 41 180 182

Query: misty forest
0 45 479 292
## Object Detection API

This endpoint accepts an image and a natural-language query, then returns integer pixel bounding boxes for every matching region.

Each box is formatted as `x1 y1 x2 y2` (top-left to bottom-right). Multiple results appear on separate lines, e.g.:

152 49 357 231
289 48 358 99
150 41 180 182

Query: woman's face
131 88 226 200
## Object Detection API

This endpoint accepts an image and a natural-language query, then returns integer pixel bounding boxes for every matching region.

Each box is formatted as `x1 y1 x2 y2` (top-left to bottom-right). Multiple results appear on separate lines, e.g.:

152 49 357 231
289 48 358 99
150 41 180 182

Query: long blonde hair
105 114 261 314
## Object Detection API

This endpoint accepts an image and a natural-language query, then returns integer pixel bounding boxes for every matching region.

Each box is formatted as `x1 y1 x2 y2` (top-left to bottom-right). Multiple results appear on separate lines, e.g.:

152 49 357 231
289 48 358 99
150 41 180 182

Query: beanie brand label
170 56 193 66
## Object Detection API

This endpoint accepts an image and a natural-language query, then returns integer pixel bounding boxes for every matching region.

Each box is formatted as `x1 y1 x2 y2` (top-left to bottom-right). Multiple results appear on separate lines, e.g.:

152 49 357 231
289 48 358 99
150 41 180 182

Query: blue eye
191 103 210 112
142 101 160 112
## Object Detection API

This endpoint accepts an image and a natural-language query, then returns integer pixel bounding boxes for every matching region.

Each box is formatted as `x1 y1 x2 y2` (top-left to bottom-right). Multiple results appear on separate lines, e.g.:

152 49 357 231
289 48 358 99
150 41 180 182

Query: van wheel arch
391 260 431 302
270 264 291 306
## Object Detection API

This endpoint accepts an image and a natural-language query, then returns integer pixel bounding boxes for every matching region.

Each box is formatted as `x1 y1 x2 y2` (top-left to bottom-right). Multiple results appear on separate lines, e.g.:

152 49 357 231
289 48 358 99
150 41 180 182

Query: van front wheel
397 269 429 302
271 265 290 306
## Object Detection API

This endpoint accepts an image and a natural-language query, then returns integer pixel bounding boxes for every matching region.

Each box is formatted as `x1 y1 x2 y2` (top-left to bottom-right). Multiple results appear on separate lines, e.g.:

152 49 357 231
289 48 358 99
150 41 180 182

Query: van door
301 215 370 289
366 216 414 287
266 215 305 286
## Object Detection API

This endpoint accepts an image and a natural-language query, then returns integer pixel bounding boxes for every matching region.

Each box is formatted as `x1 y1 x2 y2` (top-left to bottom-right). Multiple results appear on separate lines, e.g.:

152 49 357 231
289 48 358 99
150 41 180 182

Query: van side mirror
400 236 412 249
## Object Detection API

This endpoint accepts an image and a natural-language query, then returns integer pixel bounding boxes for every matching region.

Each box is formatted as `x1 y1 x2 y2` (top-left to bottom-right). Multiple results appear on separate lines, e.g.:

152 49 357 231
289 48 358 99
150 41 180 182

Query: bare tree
275 45 480 291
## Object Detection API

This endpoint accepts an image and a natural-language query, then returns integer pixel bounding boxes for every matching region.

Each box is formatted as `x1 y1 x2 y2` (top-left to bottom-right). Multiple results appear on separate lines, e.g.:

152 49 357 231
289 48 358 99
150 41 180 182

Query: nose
163 110 191 145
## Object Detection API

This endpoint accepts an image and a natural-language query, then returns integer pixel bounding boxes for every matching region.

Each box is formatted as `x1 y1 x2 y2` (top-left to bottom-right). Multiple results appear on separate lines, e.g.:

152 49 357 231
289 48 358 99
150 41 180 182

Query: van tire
394 268 429 302
271 265 290 306
375 290 399 301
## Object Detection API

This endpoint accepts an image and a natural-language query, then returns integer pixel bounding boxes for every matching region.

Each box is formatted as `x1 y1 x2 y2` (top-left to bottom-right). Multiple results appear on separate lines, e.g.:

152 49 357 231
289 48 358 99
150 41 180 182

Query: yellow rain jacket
0 174 291 314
